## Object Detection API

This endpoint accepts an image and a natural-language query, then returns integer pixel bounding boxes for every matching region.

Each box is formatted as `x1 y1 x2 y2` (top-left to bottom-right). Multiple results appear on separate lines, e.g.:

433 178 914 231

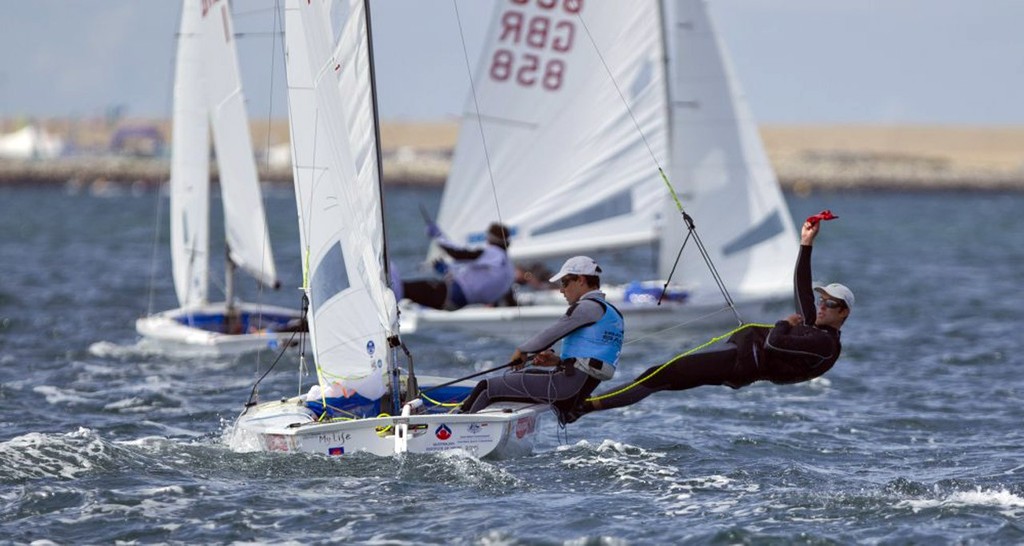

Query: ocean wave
0 428 122 482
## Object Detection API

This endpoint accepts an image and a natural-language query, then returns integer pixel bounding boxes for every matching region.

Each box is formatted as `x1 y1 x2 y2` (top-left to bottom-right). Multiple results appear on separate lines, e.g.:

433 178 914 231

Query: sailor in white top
401 222 515 311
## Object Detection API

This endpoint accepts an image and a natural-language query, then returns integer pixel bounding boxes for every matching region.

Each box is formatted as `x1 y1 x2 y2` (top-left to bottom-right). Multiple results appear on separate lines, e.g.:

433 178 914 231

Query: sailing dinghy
230 0 547 458
400 0 798 339
136 0 301 357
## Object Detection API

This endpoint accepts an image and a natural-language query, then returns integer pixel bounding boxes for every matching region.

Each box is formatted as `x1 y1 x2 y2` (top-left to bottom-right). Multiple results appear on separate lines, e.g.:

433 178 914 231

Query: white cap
549 256 602 282
814 283 855 310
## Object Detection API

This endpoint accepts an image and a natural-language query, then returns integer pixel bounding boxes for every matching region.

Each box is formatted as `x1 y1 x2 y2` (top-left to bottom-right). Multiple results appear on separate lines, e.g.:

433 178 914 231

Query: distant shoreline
2 122 1022 192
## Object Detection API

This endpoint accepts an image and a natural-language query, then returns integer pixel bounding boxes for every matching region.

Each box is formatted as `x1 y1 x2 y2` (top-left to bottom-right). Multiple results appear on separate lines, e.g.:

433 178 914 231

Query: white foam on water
103 396 153 412
87 340 143 359
558 438 756 518
0 427 109 480
32 385 92 406
899 487 1024 517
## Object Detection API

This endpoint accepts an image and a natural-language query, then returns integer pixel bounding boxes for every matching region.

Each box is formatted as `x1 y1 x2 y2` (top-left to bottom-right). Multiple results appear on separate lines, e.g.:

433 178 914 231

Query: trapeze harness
560 294 624 381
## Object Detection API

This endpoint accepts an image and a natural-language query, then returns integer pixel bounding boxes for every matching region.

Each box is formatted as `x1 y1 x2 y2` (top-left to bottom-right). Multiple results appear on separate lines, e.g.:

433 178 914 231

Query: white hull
231 388 549 459
400 283 787 340
136 301 303 357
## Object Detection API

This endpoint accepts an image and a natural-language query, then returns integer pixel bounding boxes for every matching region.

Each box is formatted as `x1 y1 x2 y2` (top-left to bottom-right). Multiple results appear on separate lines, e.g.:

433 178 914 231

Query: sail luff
171 0 211 308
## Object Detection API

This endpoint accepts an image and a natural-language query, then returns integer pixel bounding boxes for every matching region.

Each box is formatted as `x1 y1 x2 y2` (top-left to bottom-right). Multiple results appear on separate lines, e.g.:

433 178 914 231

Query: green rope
587 322 774 403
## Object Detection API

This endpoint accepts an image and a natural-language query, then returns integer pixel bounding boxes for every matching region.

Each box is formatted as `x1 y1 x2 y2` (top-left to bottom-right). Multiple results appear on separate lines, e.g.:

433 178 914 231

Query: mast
224 245 238 332
362 0 391 285
361 0 411 412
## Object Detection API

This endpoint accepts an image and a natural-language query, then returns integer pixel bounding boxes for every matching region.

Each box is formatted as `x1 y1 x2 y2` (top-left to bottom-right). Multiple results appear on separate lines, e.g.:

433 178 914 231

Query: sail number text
489 0 582 91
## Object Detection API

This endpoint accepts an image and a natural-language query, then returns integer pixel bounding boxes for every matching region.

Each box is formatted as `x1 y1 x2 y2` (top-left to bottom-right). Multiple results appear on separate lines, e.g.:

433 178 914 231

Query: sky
2 0 1023 126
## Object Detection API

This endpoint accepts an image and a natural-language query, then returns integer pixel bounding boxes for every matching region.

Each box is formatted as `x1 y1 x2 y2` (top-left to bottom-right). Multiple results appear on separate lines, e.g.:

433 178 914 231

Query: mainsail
169 0 280 307
170 0 211 307
436 1 668 261
434 0 797 301
284 0 396 400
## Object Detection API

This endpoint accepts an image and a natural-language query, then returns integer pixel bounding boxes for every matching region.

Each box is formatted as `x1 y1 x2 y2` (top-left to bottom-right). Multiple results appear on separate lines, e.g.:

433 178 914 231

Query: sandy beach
2 119 1023 191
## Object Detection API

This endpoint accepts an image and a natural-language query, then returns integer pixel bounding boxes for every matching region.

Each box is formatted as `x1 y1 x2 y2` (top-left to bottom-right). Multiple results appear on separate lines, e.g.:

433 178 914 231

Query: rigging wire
250 0 285 344
448 0 532 338
450 0 506 233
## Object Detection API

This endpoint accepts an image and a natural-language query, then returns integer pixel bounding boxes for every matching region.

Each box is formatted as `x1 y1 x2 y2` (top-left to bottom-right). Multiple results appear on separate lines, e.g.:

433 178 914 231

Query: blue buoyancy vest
560 295 624 375
450 244 514 304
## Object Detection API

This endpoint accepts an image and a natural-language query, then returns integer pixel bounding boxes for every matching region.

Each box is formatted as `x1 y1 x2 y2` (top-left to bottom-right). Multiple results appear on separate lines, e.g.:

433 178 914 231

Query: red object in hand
805 210 838 227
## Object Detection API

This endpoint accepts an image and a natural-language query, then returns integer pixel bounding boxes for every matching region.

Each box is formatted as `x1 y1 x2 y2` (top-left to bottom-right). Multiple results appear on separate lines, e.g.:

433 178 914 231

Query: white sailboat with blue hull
400 0 798 339
230 0 547 458
136 0 301 357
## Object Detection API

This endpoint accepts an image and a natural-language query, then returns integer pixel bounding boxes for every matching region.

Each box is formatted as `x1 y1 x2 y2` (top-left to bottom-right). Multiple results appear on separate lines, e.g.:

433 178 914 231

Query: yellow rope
586 322 773 403
419 392 462 409
659 167 686 215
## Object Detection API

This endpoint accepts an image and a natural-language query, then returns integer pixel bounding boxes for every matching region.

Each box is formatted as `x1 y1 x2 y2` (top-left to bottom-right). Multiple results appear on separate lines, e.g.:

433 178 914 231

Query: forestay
285 0 396 400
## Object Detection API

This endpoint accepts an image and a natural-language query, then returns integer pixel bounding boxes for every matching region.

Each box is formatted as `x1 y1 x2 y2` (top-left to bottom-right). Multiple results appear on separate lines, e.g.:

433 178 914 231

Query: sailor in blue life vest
459 256 625 421
564 218 851 422
401 222 515 311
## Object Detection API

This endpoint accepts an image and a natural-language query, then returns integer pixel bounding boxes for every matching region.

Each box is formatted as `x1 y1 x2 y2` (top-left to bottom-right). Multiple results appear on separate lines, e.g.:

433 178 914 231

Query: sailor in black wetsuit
569 218 852 420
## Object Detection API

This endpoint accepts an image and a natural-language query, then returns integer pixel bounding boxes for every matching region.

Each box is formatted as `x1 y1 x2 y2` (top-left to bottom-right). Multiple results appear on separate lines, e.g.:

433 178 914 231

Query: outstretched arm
794 221 818 323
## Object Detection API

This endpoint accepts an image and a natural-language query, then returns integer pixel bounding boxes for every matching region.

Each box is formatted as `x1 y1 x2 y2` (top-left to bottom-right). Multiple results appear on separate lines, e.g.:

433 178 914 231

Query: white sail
170 0 211 308
658 0 797 296
435 0 795 300
231 0 552 458
435 0 668 261
284 0 395 399
199 0 279 289
138 0 299 357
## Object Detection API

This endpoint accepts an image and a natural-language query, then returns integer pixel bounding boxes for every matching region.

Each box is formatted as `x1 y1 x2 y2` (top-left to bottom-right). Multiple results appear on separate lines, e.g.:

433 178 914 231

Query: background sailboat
135 0 301 357
400 0 798 338
231 0 547 458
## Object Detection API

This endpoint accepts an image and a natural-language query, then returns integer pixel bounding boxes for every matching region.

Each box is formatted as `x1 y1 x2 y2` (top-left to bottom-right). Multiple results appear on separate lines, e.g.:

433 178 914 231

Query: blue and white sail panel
170 0 211 308
199 0 279 290
659 0 797 297
284 0 394 400
435 0 668 262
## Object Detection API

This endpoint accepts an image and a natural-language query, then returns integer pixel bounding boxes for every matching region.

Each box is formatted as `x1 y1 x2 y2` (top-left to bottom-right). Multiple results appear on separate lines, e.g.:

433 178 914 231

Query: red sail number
488 2 579 91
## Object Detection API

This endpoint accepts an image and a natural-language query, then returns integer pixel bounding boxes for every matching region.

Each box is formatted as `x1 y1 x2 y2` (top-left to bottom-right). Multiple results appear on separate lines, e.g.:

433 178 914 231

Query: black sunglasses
559 275 579 288
819 298 846 310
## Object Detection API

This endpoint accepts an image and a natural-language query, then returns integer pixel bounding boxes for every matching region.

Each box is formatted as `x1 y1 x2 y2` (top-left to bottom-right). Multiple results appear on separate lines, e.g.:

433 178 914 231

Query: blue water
2 184 1023 544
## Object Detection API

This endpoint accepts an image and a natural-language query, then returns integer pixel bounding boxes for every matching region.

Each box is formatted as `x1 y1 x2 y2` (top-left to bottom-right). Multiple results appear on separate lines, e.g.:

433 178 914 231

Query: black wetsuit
583 244 842 413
